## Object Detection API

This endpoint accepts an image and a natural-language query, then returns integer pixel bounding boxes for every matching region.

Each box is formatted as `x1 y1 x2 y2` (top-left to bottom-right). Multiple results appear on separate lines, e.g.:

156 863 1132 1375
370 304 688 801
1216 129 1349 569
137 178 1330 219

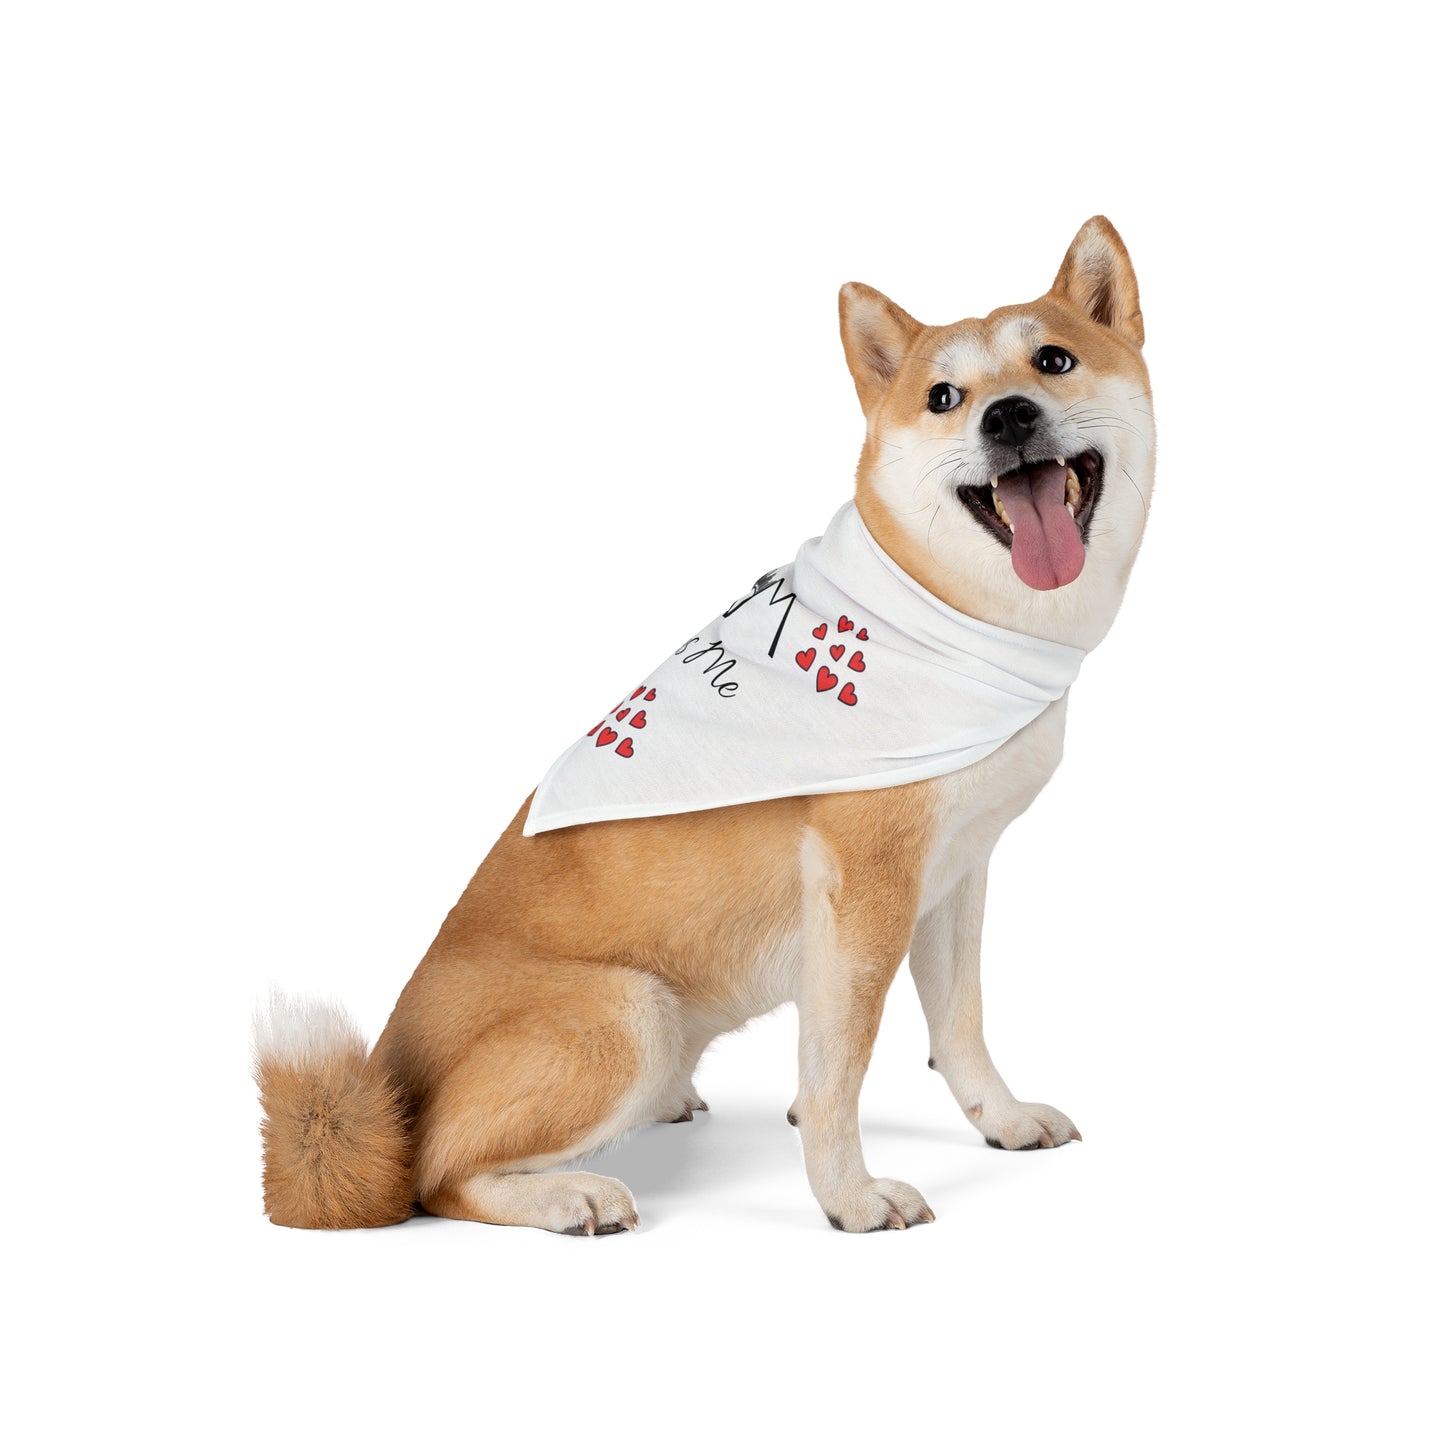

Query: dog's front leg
789 824 935 1232
910 866 1081 1150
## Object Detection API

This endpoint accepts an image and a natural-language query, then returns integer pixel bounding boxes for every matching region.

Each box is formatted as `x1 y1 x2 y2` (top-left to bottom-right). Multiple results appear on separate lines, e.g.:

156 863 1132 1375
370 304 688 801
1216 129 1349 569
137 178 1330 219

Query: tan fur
375 788 934 1210
255 1042 412 1229
840 229 1150 639
1050 215 1143 347
255 217 1153 1233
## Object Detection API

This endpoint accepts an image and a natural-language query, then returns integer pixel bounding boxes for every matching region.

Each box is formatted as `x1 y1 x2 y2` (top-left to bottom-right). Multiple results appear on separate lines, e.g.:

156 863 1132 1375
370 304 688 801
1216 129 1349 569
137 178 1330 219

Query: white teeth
1065 465 1082 510
991 485 1010 527
1055 454 1066 467
1066 502 1076 518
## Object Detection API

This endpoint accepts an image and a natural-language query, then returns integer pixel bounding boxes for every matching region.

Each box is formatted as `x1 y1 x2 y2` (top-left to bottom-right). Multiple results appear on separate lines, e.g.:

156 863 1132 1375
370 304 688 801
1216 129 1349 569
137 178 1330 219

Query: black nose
980 396 1040 447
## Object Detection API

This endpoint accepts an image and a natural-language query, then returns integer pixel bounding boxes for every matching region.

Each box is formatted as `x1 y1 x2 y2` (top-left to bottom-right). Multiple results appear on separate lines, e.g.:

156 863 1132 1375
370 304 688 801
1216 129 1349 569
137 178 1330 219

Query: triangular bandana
524 503 1085 835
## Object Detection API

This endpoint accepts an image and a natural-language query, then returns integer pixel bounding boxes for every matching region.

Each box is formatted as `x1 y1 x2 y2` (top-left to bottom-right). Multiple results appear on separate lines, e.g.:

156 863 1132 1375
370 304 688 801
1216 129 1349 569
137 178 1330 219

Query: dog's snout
980 396 1040 447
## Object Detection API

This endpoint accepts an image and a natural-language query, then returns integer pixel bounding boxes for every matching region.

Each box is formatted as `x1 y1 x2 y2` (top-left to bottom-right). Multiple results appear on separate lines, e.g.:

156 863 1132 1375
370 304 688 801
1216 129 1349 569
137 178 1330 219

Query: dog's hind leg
404 959 683 1234
427 1168 642 1236
654 1022 717 1122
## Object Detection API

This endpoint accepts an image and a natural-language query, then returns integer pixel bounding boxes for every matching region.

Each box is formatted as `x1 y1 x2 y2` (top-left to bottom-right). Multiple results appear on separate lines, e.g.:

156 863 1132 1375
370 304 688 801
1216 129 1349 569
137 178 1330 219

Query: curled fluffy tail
253 993 412 1229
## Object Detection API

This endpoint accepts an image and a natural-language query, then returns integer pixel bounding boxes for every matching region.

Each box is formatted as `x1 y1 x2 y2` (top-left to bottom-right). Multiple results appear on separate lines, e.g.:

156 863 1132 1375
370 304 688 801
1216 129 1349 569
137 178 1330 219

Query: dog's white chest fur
915 695 1068 916
730 695 1070 1024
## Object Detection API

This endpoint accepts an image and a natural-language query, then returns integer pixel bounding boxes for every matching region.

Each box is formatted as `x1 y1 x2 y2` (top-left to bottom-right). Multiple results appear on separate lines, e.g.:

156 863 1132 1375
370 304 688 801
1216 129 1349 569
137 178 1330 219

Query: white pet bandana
523 502 1086 835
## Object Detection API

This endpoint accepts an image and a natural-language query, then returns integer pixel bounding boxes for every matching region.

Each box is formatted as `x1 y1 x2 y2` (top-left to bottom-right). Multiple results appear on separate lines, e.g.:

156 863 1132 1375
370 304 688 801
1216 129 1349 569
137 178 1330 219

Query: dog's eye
1034 346 1076 375
927 382 963 413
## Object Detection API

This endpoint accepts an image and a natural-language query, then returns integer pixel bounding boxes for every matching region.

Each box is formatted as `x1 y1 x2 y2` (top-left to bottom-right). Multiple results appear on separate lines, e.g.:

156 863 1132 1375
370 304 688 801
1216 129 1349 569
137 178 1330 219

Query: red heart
829 644 844 661
616 737 635 757
588 721 603 736
812 623 827 639
644 688 656 701
631 687 645 700
596 727 618 747
838 682 858 706
796 647 816 671
837 616 854 632
847 652 865 672
856 628 869 641
615 707 630 721
816 666 838 692
631 710 647 728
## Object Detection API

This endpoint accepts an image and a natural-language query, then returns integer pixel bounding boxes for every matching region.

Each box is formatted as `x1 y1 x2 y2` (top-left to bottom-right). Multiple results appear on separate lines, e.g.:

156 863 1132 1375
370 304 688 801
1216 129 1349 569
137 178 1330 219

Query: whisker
1119 464 1147 508
925 502 943 566
1074 416 1147 442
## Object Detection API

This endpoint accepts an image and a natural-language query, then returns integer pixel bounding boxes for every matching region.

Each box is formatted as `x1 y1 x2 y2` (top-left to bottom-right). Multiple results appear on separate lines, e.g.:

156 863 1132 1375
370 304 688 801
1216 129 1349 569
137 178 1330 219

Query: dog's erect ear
1051 217 1144 348
839 282 923 413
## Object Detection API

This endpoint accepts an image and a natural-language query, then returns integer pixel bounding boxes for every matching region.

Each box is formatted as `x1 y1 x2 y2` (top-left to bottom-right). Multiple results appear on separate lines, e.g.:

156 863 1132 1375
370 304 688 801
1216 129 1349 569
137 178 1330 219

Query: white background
3 3 1438 1442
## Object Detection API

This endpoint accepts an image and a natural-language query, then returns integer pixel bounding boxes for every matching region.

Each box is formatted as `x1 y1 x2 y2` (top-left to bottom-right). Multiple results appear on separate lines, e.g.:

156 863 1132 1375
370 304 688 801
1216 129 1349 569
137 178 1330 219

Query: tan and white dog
255 216 1153 1235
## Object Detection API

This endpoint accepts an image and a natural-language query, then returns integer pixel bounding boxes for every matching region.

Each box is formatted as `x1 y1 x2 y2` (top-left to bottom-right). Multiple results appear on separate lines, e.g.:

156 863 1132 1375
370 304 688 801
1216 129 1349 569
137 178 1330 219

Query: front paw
820 1178 935 1233
971 1100 1081 1150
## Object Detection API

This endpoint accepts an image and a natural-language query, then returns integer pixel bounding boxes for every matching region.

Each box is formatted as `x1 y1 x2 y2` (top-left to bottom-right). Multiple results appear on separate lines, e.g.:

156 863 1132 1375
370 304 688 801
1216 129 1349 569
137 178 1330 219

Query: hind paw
540 1174 640 1236
656 1086 708 1123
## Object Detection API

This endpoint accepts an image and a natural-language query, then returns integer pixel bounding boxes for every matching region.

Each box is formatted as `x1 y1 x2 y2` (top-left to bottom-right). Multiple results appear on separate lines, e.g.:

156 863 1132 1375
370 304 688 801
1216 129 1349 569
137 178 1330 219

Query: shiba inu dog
255 216 1153 1235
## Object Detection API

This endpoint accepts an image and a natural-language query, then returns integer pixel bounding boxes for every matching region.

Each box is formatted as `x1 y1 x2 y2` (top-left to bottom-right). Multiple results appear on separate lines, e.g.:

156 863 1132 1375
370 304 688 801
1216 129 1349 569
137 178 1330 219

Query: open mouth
956 449 1103 591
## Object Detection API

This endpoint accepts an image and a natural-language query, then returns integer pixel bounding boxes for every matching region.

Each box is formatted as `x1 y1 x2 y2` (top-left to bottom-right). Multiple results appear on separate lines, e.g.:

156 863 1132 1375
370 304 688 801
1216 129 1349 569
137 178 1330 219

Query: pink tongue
996 461 1085 590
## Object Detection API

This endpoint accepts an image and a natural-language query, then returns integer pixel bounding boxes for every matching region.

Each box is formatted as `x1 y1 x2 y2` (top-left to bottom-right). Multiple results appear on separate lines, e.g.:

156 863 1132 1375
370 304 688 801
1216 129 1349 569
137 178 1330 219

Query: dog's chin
956 449 1103 592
